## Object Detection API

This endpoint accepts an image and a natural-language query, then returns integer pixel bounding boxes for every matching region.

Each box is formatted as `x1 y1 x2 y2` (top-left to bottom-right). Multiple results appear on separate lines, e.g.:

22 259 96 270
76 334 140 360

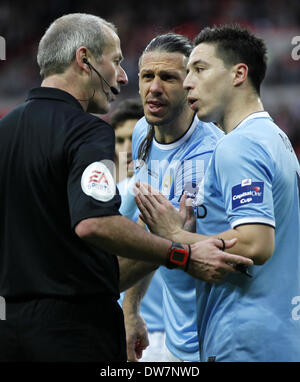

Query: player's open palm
134 182 184 239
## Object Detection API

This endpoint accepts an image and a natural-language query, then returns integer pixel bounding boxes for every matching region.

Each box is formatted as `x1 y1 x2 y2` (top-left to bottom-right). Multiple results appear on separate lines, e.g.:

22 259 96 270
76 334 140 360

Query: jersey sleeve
214 133 276 228
67 121 121 229
118 175 139 221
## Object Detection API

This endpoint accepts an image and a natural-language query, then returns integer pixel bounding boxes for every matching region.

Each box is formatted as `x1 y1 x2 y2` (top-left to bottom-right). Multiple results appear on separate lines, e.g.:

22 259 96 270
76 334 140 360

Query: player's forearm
122 272 155 313
118 258 157 292
172 225 274 265
214 225 274 264
168 228 207 244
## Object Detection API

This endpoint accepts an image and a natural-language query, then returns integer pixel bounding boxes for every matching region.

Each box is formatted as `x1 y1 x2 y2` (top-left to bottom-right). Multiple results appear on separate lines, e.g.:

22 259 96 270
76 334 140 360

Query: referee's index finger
223 253 253 267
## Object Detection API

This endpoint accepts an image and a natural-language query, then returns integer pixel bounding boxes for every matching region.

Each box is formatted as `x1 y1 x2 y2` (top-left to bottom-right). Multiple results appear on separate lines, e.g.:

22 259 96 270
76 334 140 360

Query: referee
0 14 252 362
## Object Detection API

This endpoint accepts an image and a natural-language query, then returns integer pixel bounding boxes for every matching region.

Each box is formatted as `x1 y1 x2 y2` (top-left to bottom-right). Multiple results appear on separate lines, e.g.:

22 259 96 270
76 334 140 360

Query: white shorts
139 331 183 362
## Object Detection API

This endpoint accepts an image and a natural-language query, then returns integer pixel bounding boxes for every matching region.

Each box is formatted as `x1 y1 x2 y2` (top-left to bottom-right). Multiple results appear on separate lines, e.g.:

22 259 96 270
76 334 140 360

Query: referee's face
138 51 189 127
184 43 233 123
87 28 128 114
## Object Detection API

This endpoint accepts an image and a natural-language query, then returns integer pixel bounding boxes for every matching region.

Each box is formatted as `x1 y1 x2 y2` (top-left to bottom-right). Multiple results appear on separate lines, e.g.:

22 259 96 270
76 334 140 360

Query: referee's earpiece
81 56 119 96
82 57 89 65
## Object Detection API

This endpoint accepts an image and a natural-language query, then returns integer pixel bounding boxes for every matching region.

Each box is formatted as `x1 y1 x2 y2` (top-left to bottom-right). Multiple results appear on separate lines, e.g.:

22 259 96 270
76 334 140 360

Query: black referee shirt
0 87 122 300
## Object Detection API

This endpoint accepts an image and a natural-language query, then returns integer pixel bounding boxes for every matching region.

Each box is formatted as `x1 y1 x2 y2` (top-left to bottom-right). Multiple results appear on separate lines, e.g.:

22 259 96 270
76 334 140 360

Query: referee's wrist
166 242 191 271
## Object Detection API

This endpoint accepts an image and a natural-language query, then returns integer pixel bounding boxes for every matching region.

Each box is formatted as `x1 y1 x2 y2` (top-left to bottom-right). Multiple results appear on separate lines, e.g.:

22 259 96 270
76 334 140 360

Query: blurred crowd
0 0 299 157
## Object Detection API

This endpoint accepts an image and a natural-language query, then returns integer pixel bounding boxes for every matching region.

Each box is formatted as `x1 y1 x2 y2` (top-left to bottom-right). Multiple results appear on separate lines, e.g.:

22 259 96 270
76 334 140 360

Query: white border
231 216 275 229
153 115 199 151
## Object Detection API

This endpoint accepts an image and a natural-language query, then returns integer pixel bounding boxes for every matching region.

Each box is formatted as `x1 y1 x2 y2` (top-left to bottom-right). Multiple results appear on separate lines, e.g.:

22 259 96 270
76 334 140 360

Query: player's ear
232 63 248 87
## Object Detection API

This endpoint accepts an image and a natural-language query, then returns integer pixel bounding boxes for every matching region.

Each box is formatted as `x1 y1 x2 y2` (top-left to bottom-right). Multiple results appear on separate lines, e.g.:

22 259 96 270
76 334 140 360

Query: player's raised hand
134 182 183 239
180 192 196 233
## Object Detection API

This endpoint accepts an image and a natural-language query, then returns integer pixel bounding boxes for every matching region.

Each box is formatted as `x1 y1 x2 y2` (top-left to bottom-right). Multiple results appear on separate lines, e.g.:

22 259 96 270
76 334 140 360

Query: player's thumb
179 193 187 214
180 192 193 213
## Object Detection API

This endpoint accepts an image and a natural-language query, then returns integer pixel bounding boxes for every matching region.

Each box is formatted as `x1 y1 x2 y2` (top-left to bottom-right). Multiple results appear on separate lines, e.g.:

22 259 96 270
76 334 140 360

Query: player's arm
208 224 274 265
176 224 274 265
121 217 156 360
117 257 157 292
122 271 155 362
76 215 252 285
135 184 274 265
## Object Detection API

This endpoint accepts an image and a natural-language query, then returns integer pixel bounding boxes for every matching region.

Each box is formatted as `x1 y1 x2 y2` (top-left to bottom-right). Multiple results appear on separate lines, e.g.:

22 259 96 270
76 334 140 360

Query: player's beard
145 101 185 127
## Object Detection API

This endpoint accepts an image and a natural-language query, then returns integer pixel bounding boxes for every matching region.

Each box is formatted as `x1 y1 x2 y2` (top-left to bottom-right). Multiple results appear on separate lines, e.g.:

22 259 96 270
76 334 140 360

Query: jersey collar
234 111 272 132
152 114 199 151
26 87 84 110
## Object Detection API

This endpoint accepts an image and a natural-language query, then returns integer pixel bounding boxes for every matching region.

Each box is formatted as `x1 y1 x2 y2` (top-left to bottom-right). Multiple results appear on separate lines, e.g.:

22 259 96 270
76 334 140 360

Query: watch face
167 244 189 269
172 251 185 262
167 243 190 270
170 247 188 266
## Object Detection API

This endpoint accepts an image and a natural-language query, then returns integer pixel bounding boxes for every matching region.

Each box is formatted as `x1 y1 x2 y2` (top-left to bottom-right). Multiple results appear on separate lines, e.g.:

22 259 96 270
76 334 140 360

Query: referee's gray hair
37 13 117 78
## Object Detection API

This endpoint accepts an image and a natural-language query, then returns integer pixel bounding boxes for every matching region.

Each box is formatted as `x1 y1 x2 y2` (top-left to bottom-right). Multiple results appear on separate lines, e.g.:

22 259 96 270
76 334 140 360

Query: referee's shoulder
87 113 113 130
71 108 114 133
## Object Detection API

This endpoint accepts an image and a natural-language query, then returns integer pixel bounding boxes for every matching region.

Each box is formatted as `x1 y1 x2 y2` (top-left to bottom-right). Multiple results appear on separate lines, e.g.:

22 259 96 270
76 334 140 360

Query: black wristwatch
166 242 191 271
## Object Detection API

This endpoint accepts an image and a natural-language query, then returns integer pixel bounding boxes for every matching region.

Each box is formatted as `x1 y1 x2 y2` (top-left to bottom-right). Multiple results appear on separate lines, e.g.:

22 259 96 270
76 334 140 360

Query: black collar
26 87 84 111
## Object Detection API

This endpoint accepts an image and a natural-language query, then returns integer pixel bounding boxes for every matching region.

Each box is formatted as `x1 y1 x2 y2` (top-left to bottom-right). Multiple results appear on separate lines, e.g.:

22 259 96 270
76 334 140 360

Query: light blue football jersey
126 114 223 361
194 111 300 362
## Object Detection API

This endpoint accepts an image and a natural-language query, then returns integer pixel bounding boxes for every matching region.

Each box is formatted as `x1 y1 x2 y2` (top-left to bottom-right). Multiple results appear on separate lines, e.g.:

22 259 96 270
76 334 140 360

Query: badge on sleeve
81 162 116 202
232 179 264 210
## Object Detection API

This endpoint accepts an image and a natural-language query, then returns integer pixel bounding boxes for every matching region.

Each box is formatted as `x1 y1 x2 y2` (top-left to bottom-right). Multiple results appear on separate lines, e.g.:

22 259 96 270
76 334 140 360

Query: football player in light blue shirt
111 98 166 362
135 25 300 362
129 115 223 361
121 33 224 362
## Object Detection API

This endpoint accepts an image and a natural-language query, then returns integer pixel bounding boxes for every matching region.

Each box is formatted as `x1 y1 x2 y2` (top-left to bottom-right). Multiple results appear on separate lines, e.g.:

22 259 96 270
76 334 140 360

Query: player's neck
154 107 195 144
222 91 264 134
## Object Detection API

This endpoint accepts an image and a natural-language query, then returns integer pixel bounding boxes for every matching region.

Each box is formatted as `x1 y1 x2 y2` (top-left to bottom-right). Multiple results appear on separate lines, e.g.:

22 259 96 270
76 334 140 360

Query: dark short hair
194 24 268 94
139 32 193 67
110 98 144 129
